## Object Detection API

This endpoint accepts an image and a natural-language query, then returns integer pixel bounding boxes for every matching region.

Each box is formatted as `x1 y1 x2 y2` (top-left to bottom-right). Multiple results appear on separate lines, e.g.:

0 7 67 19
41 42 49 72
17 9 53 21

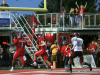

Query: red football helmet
17 33 23 39
74 32 79 37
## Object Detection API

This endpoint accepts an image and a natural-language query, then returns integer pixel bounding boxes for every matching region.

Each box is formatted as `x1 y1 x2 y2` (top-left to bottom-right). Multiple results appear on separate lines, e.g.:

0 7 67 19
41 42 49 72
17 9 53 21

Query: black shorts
70 51 83 64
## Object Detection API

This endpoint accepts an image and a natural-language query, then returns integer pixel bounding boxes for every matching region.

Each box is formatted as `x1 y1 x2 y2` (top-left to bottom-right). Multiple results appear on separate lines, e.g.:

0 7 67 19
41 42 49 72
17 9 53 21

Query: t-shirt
51 44 60 55
78 8 85 17
61 45 67 56
14 39 27 52
71 37 83 51
1 4 9 7
89 44 97 52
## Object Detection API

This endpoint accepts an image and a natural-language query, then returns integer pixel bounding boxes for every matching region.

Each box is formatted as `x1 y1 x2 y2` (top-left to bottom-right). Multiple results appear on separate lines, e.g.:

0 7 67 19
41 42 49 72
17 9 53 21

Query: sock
11 67 14 69
49 63 52 67
69 64 72 71
34 59 37 62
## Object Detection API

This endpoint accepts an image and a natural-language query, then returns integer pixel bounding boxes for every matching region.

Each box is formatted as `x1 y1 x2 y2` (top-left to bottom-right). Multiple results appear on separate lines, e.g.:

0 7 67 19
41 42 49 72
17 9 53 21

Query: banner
0 11 10 25
73 55 96 68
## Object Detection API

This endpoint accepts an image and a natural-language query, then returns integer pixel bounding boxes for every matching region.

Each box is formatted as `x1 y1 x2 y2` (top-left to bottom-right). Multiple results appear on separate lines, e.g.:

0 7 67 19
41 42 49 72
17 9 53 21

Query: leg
70 17 73 27
43 52 54 70
65 57 69 68
64 56 67 68
20 55 26 68
10 51 20 72
79 53 92 71
72 59 75 67
66 52 77 73
31 49 44 66
79 20 82 27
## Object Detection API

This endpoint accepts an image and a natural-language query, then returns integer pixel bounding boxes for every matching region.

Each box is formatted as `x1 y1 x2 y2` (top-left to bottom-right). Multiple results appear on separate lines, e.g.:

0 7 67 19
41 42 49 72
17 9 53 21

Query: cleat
65 69 72 73
30 63 37 66
89 64 92 71
51 66 54 70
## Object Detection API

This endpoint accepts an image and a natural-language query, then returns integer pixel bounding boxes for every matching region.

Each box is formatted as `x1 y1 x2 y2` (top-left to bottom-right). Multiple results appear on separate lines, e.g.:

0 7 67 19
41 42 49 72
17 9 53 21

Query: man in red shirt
89 41 97 57
3 33 29 72
31 35 54 70
75 2 87 28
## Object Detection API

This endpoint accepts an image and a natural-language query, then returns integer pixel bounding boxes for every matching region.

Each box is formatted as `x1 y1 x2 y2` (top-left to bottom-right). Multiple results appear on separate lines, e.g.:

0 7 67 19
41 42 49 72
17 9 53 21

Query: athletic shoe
72 66 75 68
51 66 54 70
30 62 37 66
65 69 72 73
89 64 92 71
10 68 13 72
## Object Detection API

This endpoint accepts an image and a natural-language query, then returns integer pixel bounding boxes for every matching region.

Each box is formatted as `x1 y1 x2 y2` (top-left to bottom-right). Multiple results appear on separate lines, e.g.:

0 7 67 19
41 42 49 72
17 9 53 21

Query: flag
32 14 39 28
32 14 39 38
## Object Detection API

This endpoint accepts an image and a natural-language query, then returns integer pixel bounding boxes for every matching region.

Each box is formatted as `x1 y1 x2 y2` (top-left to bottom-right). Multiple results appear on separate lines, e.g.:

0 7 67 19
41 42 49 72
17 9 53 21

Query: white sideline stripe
1 69 100 75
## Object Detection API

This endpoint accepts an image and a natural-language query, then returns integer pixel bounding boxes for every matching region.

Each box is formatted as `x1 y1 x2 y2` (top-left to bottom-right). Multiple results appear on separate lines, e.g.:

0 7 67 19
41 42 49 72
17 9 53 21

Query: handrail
11 14 38 52
35 13 100 29
18 15 38 45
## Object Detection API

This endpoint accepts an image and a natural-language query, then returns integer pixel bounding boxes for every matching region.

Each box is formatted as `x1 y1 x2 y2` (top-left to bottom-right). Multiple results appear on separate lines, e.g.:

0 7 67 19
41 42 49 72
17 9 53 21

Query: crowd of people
60 2 87 28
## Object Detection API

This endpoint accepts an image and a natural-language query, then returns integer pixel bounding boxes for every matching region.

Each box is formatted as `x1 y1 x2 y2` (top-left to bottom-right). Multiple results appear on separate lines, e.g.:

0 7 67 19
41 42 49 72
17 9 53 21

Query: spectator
89 41 97 65
9 46 16 66
61 42 68 68
97 49 100 67
50 40 60 68
75 2 87 28
1 0 9 7
75 8 79 27
0 45 3 68
70 8 74 27
89 41 97 57
47 41 51 62
60 7 66 27
61 43 75 68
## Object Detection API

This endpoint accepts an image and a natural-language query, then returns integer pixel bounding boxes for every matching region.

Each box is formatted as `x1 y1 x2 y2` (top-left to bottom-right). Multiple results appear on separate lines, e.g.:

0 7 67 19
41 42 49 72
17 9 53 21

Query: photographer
65 43 75 68
61 42 68 68
50 40 60 68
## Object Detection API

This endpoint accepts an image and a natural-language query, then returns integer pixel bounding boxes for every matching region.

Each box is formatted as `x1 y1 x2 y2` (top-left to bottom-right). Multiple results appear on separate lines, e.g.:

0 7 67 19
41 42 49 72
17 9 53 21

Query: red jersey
78 8 85 17
14 39 27 52
39 38 47 50
61 46 67 56
89 44 97 52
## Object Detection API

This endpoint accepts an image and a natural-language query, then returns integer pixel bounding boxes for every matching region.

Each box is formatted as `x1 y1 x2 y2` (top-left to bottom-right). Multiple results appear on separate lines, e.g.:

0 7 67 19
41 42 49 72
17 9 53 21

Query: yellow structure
0 0 47 12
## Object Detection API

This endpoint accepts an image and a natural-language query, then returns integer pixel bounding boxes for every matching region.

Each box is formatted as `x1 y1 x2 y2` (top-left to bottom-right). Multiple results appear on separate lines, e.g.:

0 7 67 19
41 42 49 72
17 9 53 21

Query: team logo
33 22 36 27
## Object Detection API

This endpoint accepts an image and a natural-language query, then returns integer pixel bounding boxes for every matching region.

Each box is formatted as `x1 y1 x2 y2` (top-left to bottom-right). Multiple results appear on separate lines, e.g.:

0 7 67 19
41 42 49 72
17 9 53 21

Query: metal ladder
11 13 48 68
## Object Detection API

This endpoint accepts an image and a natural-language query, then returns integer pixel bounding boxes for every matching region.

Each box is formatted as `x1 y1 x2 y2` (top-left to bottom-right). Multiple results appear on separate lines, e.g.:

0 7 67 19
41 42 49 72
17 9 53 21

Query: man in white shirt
66 32 92 73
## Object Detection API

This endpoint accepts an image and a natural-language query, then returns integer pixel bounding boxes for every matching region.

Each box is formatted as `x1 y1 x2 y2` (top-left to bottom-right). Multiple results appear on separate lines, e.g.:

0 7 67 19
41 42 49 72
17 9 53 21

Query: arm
9 49 16 53
70 9 73 13
50 45 56 50
75 2 79 9
6 43 16 46
84 2 87 8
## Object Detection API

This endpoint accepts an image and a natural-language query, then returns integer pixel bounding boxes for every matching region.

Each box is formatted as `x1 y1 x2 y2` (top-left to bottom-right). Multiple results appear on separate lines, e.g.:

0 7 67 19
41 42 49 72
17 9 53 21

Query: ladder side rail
20 14 38 39
18 16 38 45
11 14 38 52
